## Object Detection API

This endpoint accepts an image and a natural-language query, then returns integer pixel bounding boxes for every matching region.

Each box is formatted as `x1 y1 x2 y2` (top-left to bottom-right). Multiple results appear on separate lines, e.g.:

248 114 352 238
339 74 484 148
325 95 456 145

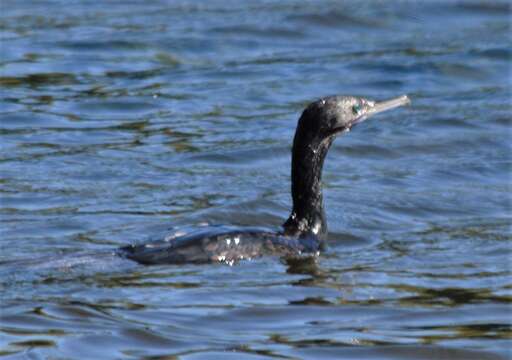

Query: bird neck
283 129 333 238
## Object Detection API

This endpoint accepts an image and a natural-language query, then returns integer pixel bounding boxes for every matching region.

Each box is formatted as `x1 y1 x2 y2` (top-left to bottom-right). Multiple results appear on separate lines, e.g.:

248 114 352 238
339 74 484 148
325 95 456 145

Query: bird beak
368 95 411 116
352 95 411 126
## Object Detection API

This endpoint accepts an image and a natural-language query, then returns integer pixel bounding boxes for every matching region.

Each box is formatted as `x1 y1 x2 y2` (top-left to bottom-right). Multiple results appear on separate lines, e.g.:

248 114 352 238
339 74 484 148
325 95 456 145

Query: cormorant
120 95 410 265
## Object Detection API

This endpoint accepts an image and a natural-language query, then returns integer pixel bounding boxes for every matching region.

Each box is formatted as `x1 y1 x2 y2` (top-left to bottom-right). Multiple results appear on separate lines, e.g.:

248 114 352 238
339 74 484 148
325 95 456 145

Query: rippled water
1 0 511 359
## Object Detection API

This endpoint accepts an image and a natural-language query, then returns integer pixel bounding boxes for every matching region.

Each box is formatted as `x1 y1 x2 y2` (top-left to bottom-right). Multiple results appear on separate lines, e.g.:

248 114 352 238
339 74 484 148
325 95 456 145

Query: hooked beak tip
371 94 411 113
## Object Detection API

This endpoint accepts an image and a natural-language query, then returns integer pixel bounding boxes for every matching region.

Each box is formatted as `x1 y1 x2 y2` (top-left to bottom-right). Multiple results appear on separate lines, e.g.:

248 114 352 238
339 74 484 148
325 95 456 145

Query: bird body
121 95 410 265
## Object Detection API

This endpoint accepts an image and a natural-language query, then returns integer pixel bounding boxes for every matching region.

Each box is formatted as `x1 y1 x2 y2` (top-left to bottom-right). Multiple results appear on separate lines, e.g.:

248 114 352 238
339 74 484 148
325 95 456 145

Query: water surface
1 1 511 359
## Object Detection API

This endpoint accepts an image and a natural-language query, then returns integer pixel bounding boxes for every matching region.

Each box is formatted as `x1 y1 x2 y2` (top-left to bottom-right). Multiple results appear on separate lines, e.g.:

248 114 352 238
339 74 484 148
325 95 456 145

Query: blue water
1 1 511 359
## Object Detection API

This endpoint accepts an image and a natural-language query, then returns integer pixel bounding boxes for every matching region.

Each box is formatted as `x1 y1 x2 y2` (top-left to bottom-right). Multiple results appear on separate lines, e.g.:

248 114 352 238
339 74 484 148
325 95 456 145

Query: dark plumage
120 95 410 265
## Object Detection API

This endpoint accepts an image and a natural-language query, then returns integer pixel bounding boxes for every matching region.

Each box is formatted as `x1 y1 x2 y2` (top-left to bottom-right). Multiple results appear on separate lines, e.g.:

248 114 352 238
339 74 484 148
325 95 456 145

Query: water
1 0 511 358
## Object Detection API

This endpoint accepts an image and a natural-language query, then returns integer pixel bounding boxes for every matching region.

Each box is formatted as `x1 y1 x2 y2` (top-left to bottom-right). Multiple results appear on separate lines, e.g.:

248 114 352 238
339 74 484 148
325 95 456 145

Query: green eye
352 104 362 115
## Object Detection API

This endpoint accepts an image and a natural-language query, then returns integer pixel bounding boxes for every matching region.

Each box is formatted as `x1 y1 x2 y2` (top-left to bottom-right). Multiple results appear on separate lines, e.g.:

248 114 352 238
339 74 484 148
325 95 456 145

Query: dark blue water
1 1 511 359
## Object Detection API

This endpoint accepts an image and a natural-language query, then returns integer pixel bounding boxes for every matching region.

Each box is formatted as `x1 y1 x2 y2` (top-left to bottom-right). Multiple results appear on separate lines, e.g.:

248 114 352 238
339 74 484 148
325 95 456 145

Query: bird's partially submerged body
120 95 411 265
120 224 321 265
